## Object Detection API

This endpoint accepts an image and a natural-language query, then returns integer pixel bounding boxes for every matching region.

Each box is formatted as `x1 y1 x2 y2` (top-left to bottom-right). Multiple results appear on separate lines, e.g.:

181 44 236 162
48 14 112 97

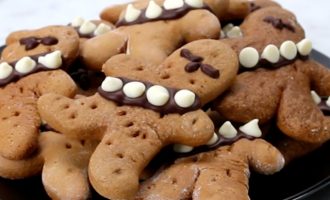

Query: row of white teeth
173 119 262 153
101 77 197 108
71 17 112 36
311 90 330 106
239 38 313 68
124 0 204 23
0 51 62 80
221 23 243 39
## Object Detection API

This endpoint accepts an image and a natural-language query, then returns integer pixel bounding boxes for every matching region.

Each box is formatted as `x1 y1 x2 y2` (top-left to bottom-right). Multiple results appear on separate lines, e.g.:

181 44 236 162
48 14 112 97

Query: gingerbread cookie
0 131 98 200
37 39 238 199
0 26 79 160
137 138 284 200
82 0 221 70
215 58 330 144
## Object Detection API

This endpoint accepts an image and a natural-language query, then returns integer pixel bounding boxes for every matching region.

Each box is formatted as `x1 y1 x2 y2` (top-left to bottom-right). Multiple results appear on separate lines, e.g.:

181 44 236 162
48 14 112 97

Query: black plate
0 46 330 200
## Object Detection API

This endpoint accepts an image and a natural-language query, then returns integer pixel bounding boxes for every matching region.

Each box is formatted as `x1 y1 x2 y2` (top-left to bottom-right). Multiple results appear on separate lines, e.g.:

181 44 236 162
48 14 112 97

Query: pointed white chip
222 23 234 34
226 26 243 38
261 44 280 63
94 23 112 36
145 0 162 19
311 90 321 105
38 50 62 69
185 0 204 8
0 62 13 79
326 97 330 107
239 47 259 68
163 0 184 10
206 132 219 146
296 39 313 56
239 119 262 137
173 144 194 153
218 121 238 139
174 89 196 108
280 40 297 60
146 85 170 106
71 16 85 27
123 81 146 98
101 77 123 92
125 4 142 22
79 21 97 34
15 57 36 74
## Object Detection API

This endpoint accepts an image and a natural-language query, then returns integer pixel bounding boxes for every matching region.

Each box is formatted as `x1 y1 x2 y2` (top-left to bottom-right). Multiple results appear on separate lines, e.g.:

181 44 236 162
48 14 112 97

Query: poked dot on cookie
112 168 122 175
116 110 127 116
171 177 178 185
65 143 72 149
116 153 124 159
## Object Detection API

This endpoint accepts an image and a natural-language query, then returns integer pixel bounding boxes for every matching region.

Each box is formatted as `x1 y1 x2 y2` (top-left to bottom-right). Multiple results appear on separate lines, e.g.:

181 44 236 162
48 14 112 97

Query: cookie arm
232 139 285 175
37 94 114 140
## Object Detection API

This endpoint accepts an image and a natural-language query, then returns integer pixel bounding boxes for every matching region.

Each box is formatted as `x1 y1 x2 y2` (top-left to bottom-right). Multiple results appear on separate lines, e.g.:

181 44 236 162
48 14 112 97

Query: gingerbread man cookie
82 0 221 70
0 131 98 200
0 26 79 160
136 138 284 200
37 39 238 199
215 57 330 144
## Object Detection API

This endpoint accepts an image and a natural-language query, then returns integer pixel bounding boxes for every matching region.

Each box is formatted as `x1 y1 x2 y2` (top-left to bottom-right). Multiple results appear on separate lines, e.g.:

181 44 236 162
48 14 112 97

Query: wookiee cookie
0 26 79 160
82 0 221 70
215 52 330 144
100 0 251 24
136 138 284 200
221 6 305 57
37 39 239 199
0 131 98 200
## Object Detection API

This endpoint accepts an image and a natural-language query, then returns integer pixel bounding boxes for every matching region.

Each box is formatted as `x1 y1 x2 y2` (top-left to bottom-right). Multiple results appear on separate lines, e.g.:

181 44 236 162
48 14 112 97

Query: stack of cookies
0 0 329 199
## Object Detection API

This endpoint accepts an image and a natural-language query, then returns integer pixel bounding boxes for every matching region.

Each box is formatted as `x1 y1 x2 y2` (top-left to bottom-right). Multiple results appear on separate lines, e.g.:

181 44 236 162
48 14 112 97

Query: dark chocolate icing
19 36 58 50
116 2 209 27
319 97 330 116
98 77 201 115
181 49 220 79
240 53 308 72
263 16 295 32
0 53 64 87
249 2 261 12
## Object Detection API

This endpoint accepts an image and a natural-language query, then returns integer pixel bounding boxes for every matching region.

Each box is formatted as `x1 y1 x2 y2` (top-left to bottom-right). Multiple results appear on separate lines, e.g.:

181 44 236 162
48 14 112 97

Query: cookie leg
0 98 40 160
277 77 330 143
137 162 199 200
41 132 97 200
88 126 163 200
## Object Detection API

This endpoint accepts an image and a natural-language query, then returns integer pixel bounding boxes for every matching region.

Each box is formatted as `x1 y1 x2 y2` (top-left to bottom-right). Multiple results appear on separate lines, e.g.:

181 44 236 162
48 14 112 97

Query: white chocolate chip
280 41 297 60
79 21 97 35
163 0 184 10
311 90 321 105
145 0 162 19
173 144 194 153
38 50 62 69
226 26 243 38
261 44 280 63
174 89 196 108
326 97 330 107
71 16 85 27
220 30 226 39
94 23 112 36
125 4 142 22
0 62 13 80
15 57 36 74
123 81 146 98
101 77 123 92
239 47 259 68
222 23 234 34
297 38 313 56
146 85 170 106
239 119 262 137
218 121 238 139
185 0 203 8
206 132 219 146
